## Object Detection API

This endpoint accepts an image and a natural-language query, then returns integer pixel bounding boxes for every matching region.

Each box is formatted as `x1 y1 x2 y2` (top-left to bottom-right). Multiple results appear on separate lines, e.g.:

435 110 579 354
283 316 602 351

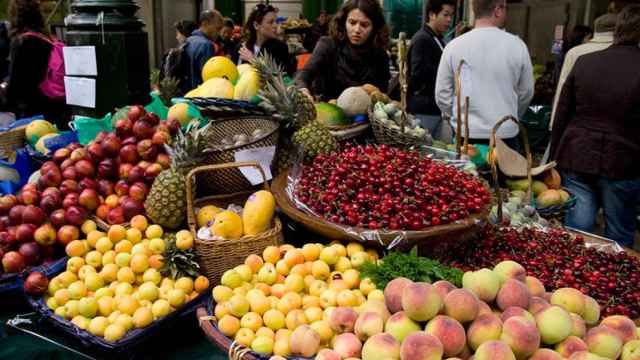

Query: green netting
69 113 113 145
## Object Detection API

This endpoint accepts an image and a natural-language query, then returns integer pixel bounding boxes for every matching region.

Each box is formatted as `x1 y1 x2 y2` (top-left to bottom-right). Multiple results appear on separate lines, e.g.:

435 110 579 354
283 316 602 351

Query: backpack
160 42 190 94
22 32 66 100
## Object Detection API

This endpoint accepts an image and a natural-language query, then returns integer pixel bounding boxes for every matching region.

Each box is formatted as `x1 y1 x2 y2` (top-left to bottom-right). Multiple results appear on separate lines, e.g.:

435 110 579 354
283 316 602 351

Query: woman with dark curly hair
5 0 66 124
296 0 390 101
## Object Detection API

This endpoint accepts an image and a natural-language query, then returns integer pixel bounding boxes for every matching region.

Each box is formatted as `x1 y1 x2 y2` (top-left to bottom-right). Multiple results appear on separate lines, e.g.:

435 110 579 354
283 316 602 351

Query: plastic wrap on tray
283 148 487 250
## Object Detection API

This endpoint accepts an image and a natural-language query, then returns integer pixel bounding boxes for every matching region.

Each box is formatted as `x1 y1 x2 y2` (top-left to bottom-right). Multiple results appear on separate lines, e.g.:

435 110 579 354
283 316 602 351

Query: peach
400 332 443 360
601 315 638 343
355 312 384 341
333 333 362 359
550 288 586 316
529 349 564 360
478 300 493 316
433 280 456 301
500 316 541 359
385 311 421 342
315 349 341 360
425 315 466 357
622 339 640 360
528 296 551 315
462 269 500 303
329 307 358 334
474 340 516 360
467 314 503 351
361 333 401 360
570 313 587 338
525 276 546 297
496 279 530 311
289 325 320 357
402 282 442 322
359 299 391 322
384 277 413 314
555 336 588 358
585 325 623 359
501 306 535 324
443 289 479 323
582 296 600 326
493 260 526 285
535 305 572 345
567 351 610 360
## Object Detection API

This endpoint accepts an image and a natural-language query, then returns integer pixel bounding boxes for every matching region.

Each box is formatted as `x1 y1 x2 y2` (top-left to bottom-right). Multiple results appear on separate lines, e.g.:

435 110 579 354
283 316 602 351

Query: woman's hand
239 45 255 62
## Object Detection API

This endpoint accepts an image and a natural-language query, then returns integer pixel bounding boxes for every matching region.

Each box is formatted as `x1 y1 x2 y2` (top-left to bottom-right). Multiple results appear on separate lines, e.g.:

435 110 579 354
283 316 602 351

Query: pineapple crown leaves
158 77 181 107
164 120 210 172
160 234 201 280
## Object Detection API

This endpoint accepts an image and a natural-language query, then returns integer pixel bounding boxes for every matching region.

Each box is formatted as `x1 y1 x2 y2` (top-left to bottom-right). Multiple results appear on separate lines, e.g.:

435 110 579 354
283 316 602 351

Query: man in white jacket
435 0 534 149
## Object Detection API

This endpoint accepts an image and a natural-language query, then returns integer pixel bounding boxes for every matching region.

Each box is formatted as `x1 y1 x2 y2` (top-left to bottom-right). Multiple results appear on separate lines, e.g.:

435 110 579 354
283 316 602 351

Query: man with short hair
185 9 224 90
407 0 456 140
219 18 239 61
435 0 534 148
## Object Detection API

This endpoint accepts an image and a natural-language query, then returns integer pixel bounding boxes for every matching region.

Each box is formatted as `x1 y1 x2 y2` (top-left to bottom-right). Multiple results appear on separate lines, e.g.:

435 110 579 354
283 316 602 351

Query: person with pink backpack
4 0 67 127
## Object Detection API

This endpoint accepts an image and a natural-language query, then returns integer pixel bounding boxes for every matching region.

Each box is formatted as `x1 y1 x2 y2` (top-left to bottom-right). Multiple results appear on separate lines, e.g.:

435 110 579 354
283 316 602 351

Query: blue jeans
562 170 640 247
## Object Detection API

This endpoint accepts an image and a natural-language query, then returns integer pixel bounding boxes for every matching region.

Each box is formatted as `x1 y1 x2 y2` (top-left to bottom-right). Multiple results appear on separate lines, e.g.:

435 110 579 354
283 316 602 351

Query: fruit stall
0 50 639 360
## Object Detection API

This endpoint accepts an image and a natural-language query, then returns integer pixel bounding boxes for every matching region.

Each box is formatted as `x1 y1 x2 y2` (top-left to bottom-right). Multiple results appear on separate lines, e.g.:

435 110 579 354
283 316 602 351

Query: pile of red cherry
294 144 490 231
442 224 640 319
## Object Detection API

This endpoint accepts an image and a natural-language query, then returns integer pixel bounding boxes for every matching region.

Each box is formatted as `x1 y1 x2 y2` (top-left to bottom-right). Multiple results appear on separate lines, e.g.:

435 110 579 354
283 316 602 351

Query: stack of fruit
41 215 209 342
211 241 381 357
184 57 260 101
195 190 276 241
442 224 640 319
371 101 428 139
295 144 490 230
314 260 640 360
505 169 572 210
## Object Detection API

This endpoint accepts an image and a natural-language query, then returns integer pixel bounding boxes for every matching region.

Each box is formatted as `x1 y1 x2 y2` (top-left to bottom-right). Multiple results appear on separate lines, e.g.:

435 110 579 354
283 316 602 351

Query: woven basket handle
185 161 270 235
454 59 470 158
489 115 533 222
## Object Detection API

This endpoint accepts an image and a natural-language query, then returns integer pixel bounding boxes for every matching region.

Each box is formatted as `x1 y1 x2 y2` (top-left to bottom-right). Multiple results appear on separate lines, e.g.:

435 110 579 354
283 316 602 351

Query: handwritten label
64 77 96 108
234 146 276 185
63 46 97 76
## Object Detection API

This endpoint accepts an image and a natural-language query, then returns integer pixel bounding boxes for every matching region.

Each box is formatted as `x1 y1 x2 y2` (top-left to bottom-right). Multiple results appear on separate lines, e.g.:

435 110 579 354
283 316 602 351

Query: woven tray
190 97 266 118
0 126 26 158
271 170 487 251
199 116 279 195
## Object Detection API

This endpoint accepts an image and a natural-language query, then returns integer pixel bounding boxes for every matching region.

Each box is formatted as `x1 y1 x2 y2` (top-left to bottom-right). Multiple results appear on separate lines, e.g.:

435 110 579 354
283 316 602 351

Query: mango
242 190 276 236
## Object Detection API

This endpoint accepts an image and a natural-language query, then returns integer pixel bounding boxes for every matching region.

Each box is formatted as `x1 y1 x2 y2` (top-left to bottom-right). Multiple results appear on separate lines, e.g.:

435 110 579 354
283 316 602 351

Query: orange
194 276 210 294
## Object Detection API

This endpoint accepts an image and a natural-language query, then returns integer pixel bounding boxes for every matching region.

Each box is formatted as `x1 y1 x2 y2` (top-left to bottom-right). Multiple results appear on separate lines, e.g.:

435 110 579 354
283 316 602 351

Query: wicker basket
186 162 283 285
199 116 279 195
370 108 431 148
91 215 129 231
328 122 370 141
0 126 26 158
535 187 577 222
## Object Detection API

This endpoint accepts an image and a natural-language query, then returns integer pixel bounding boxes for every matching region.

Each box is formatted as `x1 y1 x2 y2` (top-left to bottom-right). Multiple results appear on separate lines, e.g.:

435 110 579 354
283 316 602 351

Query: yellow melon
202 56 239 83
26 119 57 144
242 191 276 236
198 78 234 99
237 64 254 77
234 70 260 101
197 205 223 228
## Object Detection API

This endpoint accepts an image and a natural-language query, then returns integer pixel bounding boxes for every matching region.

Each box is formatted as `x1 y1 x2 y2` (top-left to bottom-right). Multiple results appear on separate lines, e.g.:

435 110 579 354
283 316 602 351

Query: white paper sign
234 146 276 185
63 46 97 76
64 77 96 108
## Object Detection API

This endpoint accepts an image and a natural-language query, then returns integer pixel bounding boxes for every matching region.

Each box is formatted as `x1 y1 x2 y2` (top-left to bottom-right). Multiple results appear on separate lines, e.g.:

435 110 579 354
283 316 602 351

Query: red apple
64 206 87 226
97 180 115 197
0 231 17 250
2 251 25 273
42 187 61 199
60 180 79 196
119 163 133 180
144 163 162 181
101 134 122 158
61 166 77 180
19 242 40 266
24 271 49 295
96 204 110 220
63 193 79 209
34 223 56 246
115 118 133 138
147 113 160 125
128 105 146 122
21 183 37 193
128 166 145 183
0 195 18 214
49 209 66 227
129 182 149 202
20 190 39 206
98 158 118 179
35 177 48 192
151 131 169 146
57 225 79 246
133 119 155 140
39 195 61 214
78 189 99 211
122 136 138 146
165 118 181 135
114 180 130 197
60 158 75 170
94 131 109 143
156 154 171 169
40 161 58 175
8 205 25 225
0 217 7 232
15 223 36 243
137 161 151 170
22 205 46 226
137 140 158 161
87 141 105 162
119 144 139 164
67 143 83 151
53 148 71 164
74 159 95 178
121 198 143 220
41 169 62 188
70 148 88 163
78 178 97 192
107 207 125 225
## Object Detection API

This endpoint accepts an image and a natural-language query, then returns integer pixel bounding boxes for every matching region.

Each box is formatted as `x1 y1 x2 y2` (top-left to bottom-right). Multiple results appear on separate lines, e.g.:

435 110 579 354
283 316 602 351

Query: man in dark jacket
185 10 223 90
407 0 455 140
550 4 640 247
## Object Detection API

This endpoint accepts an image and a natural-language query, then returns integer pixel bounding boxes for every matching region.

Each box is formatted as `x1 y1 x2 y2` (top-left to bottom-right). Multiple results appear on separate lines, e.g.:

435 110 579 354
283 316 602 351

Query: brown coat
550 45 640 180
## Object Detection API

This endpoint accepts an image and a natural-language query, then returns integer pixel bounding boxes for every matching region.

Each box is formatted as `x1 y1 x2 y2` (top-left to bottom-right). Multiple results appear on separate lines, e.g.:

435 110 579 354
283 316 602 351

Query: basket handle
489 115 533 222
185 161 270 235
454 59 470 158
397 32 409 133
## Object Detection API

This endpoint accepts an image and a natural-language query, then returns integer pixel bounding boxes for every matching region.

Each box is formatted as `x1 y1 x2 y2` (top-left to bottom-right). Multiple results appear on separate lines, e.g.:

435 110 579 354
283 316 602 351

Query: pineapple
160 233 200 279
157 77 181 107
252 54 337 168
144 121 208 229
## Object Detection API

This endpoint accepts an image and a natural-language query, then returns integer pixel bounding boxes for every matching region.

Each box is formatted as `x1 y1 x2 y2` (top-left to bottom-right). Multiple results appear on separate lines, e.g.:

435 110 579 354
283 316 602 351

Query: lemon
168 289 186 308
174 277 194 294
132 307 154 329
104 323 126 342
210 210 243 240
197 205 222 228
152 299 171 319
88 316 109 337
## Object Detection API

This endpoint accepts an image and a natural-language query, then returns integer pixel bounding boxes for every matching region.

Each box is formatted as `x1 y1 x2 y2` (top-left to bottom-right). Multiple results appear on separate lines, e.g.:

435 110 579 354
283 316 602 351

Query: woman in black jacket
296 0 391 101
5 0 65 124
237 4 295 76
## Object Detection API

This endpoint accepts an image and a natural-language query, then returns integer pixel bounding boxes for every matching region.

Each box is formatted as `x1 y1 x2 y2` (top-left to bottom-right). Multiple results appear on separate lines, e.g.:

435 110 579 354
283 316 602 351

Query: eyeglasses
255 3 277 13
